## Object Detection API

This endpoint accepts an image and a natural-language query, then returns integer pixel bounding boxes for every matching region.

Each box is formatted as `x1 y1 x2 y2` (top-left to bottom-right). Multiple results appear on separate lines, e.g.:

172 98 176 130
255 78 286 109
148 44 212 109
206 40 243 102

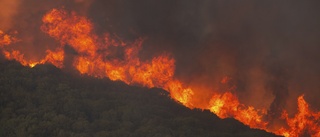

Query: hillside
0 59 279 137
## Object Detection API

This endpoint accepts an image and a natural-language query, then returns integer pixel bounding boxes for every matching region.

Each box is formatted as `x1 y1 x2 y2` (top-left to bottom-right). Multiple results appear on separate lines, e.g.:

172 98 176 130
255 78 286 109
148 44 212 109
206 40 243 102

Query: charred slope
0 60 279 137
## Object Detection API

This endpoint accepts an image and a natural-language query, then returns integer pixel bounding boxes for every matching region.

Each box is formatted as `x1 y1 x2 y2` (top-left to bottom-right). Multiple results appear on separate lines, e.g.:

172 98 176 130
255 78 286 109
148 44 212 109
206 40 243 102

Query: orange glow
1 9 319 137
220 76 229 84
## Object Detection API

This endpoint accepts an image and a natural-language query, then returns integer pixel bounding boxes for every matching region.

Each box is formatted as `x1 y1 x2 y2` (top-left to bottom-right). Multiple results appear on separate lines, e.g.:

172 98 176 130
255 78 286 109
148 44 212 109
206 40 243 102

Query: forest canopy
0 59 278 137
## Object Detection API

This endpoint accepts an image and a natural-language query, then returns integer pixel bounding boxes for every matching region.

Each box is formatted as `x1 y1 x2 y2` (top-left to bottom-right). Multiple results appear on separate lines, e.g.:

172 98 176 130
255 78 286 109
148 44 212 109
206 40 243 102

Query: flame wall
1 0 320 136
87 0 320 111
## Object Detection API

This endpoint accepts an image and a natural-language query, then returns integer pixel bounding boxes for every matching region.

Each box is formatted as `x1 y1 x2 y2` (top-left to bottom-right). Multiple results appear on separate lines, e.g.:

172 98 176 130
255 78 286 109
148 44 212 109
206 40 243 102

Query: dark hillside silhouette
0 60 279 137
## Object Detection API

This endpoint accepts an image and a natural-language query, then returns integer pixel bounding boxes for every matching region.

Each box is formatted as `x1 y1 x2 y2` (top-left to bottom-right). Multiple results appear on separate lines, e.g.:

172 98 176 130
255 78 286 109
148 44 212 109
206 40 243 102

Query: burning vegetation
0 3 319 137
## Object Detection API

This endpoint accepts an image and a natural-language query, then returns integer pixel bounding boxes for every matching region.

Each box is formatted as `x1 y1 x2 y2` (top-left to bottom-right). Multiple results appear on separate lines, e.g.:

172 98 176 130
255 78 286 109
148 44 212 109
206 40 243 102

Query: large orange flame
1 9 319 137
275 95 320 137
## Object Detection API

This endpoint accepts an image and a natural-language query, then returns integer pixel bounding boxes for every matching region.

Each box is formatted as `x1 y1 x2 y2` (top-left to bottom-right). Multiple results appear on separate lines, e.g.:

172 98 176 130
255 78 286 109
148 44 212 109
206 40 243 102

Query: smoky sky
1 0 320 114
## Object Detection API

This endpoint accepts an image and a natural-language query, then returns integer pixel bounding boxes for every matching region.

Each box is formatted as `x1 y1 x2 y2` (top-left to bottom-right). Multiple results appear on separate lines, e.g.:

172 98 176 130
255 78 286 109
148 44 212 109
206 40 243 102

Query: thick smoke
1 0 320 118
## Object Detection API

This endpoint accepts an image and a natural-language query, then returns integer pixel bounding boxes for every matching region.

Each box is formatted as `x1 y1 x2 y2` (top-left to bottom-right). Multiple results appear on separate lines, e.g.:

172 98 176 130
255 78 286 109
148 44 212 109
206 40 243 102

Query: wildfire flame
3 48 64 68
276 95 320 137
1 29 64 68
0 9 319 137
208 92 268 129
0 30 17 47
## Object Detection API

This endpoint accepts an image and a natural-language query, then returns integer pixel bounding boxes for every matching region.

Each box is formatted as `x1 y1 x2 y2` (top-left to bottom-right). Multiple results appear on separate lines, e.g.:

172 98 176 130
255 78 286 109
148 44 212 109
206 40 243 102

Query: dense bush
0 60 278 137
